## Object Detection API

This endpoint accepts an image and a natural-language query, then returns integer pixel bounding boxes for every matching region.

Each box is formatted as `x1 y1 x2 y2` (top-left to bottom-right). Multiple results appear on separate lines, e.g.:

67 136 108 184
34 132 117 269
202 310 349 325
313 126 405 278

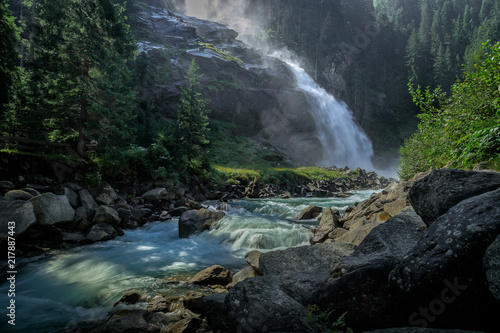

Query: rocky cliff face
133 5 325 164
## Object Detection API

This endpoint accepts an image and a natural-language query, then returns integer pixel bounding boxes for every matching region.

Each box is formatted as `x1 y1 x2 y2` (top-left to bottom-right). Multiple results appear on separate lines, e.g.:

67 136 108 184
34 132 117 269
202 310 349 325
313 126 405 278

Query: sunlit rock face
135 6 324 164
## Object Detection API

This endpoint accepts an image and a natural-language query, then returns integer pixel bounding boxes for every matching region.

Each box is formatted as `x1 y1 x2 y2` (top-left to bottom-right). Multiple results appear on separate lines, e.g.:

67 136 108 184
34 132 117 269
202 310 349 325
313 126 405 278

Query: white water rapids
0 192 377 332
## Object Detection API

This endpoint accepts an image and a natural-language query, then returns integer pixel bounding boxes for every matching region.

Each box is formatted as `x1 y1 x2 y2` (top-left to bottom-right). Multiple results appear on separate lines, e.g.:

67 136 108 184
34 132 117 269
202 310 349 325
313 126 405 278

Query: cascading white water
287 63 375 170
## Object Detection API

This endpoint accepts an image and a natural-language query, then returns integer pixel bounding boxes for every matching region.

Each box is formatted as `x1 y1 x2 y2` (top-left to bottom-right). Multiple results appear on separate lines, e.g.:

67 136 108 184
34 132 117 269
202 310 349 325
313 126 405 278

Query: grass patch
212 165 347 186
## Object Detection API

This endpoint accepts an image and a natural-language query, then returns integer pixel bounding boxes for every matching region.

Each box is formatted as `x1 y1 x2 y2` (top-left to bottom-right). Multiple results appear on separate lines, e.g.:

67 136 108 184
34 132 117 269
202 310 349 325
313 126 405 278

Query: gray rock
79 189 98 213
92 206 121 227
178 208 225 238
141 188 167 203
260 242 357 275
4 190 34 201
313 207 427 331
484 235 500 304
232 266 259 284
30 193 75 226
292 205 323 220
101 183 118 200
0 200 36 237
245 250 263 274
203 271 326 333
87 222 118 242
389 188 500 330
116 208 131 226
73 207 88 224
188 265 232 286
131 207 153 220
114 292 141 307
96 192 114 206
318 207 339 230
0 180 14 190
409 169 500 225
61 231 85 243
63 187 80 208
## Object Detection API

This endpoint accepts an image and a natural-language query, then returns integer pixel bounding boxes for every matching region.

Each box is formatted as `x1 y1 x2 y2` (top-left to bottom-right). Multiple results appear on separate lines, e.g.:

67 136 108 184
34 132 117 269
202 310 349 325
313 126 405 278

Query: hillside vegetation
398 41 500 180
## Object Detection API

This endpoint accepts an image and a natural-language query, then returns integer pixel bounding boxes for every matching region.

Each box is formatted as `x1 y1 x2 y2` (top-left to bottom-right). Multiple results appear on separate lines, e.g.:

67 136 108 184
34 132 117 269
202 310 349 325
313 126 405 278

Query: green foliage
398 41 500 180
303 305 353 333
177 59 210 162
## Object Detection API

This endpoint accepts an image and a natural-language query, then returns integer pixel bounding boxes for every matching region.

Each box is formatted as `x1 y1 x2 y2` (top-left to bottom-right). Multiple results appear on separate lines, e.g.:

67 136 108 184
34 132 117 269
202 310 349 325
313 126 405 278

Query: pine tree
34 0 137 153
0 0 20 117
177 59 210 162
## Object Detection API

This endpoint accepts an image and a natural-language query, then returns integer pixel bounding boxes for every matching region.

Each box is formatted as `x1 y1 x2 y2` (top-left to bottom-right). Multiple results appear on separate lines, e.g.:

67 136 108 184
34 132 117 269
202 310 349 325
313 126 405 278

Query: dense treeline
0 0 210 183
246 0 500 152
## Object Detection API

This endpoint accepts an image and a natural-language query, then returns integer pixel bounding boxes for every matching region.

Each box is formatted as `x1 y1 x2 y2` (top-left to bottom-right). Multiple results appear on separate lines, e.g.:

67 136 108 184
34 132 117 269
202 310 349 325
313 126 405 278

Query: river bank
71 168 499 333
0 166 392 258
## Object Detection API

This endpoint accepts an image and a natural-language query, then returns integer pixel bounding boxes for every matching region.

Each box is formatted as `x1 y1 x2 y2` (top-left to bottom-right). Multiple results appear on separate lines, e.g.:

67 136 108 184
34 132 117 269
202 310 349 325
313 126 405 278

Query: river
1 191 377 332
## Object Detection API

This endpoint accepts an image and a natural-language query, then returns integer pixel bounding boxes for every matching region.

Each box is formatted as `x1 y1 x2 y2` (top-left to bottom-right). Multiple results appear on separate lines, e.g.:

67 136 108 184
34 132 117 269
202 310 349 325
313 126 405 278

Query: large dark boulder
389 188 500 331
484 235 500 304
409 169 500 225
203 272 326 333
259 242 356 275
30 193 75 226
313 207 427 331
178 208 225 238
0 200 37 237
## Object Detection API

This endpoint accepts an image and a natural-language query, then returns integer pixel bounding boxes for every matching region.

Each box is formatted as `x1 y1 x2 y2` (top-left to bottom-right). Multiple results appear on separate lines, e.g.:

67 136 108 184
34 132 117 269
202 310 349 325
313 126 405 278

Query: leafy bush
398 41 500 180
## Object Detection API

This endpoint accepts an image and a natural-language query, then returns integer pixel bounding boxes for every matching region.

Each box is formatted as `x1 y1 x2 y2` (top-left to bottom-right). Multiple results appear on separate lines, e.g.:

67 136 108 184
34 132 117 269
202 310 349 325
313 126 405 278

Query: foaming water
0 192 377 332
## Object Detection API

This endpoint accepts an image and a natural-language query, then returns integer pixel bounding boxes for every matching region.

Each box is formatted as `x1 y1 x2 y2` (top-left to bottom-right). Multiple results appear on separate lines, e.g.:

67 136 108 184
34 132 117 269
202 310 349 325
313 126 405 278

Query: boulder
141 188 167 203
183 291 205 312
334 221 383 246
96 193 114 206
87 222 118 242
0 180 15 191
484 235 500 304
30 193 75 226
61 231 85 243
63 187 80 208
232 266 259 284
146 296 183 313
388 188 500 330
97 310 150 333
292 205 323 220
203 271 326 333
4 190 34 201
92 206 121 227
259 242 356 275
314 208 427 331
114 292 141 307
0 200 37 237
409 169 500 225
132 207 153 220
188 265 233 286
101 183 118 200
245 250 263 274
317 207 339 231
178 208 225 238
79 189 98 213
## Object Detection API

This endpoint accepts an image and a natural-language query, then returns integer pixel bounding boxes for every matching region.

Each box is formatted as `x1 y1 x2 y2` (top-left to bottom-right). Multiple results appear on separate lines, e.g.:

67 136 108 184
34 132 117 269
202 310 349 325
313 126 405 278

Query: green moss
197 42 245 67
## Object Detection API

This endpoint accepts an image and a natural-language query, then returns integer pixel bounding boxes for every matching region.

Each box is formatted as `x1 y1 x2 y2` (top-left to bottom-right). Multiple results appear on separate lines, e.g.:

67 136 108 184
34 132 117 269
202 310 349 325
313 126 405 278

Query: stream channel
1 191 378 332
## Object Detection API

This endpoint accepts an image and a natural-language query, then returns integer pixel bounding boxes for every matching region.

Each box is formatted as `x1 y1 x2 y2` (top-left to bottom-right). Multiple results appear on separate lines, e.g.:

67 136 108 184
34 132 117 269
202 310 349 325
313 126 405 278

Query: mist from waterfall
181 0 375 170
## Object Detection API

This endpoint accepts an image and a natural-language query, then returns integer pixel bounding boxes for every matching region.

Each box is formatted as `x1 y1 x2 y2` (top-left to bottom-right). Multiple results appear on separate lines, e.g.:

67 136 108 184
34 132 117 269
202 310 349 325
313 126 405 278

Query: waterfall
287 62 375 170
